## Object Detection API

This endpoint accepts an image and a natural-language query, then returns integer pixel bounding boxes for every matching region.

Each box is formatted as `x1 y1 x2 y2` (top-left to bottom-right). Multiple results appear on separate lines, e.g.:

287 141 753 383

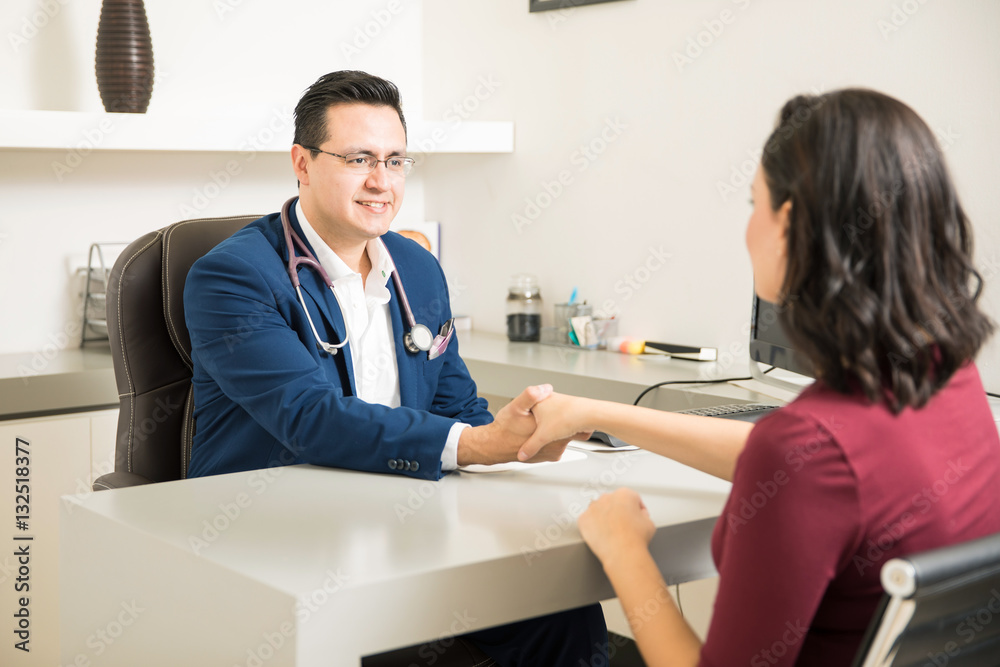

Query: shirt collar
295 199 395 295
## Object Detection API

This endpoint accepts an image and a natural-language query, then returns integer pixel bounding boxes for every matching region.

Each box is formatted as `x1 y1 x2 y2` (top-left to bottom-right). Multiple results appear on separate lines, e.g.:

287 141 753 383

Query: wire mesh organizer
81 243 128 346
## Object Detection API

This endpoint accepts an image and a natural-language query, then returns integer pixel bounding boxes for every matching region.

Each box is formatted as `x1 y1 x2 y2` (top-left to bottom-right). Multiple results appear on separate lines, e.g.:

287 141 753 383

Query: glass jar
506 274 543 342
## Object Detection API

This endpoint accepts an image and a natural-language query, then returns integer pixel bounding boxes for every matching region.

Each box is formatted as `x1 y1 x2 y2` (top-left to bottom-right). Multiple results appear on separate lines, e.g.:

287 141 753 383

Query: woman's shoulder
743 362 996 480
736 381 878 492
747 383 852 456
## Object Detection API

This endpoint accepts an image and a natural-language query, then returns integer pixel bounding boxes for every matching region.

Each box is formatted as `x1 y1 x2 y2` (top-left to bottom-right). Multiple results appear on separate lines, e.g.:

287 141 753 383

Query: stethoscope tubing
279 197 434 356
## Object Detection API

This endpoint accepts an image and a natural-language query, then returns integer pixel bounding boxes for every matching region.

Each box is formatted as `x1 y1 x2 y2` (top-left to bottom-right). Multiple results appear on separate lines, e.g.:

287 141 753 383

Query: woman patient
518 88 1000 666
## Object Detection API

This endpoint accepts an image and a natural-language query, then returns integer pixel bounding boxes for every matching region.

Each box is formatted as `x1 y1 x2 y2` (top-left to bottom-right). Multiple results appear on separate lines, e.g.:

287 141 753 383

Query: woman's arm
519 393 753 481
579 488 702 667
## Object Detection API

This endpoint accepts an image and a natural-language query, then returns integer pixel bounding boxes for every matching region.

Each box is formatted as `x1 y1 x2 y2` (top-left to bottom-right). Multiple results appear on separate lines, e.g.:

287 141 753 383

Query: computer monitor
749 296 814 393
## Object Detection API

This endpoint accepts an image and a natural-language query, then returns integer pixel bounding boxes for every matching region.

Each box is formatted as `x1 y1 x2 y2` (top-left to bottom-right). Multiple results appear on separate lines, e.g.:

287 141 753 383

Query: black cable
633 378 748 406
632 366 775 406
987 391 1000 400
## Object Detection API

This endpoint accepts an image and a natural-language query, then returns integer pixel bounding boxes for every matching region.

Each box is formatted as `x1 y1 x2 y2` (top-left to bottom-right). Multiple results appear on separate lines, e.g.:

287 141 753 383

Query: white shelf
0 110 513 154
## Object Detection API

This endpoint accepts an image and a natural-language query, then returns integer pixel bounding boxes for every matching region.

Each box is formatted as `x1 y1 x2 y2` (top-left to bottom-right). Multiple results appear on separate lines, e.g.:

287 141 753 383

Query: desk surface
61 450 730 666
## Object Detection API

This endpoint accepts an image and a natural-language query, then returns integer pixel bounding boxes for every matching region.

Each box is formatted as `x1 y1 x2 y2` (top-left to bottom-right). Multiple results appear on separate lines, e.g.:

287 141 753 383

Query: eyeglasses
301 146 414 177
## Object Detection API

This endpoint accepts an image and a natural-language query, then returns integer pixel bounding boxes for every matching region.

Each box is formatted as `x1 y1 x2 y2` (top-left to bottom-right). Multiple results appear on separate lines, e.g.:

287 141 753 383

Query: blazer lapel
285 204 356 393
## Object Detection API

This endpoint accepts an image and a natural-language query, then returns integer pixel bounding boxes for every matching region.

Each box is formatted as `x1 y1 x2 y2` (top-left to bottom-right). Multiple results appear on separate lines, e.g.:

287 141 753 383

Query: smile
358 201 388 210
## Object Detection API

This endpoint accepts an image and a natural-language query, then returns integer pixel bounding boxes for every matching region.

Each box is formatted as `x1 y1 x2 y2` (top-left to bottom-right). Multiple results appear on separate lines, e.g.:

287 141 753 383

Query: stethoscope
280 197 454 359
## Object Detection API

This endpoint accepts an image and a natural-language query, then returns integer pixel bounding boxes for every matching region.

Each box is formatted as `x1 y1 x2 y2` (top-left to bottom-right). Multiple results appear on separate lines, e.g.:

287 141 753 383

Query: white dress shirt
296 201 464 469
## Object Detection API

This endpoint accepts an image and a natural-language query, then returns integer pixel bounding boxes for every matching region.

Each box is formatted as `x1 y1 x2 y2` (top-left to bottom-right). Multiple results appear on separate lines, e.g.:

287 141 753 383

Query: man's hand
457 384 573 466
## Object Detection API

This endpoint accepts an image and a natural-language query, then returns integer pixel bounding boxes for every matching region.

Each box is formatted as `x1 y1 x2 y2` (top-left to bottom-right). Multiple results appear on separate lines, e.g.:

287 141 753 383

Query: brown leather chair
93 214 260 490
90 213 498 666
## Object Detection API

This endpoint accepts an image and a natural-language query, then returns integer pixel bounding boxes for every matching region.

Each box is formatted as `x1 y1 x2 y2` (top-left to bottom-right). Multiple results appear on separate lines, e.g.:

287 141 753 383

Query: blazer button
388 459 397 470
411 461 419 472
403 461 412 471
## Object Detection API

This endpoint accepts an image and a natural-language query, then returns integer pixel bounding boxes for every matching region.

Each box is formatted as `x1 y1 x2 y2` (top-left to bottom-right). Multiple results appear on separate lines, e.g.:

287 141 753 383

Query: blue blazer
184 204 491 480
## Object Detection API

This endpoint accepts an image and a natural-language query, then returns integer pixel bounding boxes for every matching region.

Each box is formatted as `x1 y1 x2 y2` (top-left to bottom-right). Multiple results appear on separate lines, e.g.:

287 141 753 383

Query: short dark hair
760 88 993 411
293 70 407 155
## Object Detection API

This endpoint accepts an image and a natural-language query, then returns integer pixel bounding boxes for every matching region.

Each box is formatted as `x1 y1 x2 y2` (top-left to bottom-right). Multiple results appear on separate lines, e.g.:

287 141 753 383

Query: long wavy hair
761 88 993 411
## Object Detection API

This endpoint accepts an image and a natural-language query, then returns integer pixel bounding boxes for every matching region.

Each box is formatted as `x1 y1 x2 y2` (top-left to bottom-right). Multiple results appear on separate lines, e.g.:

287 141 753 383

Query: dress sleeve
698 410 861 666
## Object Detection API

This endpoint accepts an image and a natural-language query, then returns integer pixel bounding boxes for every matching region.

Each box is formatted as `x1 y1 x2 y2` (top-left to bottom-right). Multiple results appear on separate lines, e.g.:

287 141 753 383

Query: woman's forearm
603 547 702 667
588 400 752 481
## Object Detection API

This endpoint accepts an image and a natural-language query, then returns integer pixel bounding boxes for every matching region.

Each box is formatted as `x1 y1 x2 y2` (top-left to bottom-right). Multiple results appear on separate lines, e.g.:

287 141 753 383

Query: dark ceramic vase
95 0 154 113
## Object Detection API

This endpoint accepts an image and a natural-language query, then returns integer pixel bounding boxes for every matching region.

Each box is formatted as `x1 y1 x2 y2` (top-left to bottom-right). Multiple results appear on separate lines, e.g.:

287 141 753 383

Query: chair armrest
92 471 157 491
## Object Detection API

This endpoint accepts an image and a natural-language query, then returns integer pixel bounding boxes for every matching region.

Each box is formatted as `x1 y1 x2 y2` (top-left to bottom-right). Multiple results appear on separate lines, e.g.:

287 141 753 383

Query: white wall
421 0 1000 392
2 0 423 116
2 0 998 392
0 0 424 354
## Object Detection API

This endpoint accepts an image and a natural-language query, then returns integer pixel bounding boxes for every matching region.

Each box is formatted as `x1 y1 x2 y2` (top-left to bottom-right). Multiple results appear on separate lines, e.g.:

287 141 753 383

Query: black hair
293 70 406 155
760 88 993 411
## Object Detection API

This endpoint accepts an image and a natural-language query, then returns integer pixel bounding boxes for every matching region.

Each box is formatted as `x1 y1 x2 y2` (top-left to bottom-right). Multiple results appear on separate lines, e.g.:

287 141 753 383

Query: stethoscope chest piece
280 197 454 360
404 323 434 353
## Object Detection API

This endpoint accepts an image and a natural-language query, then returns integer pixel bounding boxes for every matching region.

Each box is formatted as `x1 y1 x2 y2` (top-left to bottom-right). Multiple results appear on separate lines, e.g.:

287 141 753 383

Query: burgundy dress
699 364 1000 666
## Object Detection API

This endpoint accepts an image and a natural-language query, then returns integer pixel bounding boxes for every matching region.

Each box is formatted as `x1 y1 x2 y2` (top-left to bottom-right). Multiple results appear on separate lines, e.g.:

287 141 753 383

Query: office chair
853 530 1000 666
92 214 260 490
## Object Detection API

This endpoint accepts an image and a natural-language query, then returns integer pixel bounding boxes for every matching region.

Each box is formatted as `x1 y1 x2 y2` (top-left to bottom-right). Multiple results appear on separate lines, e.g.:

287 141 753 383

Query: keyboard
676 403 780 422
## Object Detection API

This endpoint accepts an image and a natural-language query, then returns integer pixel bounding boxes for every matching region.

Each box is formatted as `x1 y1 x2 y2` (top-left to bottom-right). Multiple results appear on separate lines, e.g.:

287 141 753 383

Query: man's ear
291 145 311 187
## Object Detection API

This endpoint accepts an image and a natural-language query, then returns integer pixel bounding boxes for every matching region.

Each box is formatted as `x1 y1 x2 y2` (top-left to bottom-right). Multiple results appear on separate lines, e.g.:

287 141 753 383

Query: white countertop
0 330 771 420
0 345 117 419
458 330 782 409
8 329 995 421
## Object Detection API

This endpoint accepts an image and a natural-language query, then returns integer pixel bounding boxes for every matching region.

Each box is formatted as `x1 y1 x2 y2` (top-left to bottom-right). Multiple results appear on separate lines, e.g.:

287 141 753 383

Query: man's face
295 103 406 249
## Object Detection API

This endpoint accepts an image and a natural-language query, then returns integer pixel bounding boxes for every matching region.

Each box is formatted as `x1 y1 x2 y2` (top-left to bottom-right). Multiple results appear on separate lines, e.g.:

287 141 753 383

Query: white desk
60 450 730 666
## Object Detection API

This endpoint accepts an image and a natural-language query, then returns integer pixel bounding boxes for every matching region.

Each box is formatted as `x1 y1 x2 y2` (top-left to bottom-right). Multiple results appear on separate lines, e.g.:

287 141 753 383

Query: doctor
183 70 606 666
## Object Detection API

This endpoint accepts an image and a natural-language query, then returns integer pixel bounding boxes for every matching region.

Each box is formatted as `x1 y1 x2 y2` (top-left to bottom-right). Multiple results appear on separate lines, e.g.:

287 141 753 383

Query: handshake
456 384 595 467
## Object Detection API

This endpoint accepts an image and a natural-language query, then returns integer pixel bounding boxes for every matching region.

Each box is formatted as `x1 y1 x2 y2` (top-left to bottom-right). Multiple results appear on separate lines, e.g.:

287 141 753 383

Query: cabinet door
0 414 92 667
90 408 119 486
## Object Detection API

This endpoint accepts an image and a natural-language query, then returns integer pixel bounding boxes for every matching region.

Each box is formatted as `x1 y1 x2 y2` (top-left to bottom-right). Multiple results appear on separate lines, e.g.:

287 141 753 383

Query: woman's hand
578 488 656 567
458 385 586 466
581 488 702 666
517 392 596 461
